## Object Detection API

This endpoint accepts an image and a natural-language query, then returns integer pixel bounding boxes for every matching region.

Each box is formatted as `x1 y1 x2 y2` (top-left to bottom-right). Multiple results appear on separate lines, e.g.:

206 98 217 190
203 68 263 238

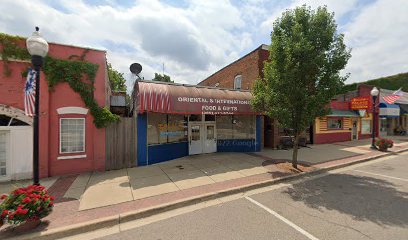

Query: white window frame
59 118 86 154
234 75 242 89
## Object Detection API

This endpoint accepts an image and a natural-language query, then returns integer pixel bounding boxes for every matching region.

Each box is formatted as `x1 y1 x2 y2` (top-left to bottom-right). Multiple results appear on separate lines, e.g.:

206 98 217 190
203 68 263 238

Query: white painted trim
57 154 87 160
57 107 88 115
0 104 33 125
59 118 86 154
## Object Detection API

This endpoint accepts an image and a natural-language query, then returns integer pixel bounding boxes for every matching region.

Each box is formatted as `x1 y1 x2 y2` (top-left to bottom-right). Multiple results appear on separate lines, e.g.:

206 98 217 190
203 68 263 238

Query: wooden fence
105 117 137 170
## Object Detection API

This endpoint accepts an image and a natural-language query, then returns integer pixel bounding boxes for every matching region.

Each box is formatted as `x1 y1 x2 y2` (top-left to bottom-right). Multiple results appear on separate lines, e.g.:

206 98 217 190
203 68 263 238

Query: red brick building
198 44 280 148
0 36 110 181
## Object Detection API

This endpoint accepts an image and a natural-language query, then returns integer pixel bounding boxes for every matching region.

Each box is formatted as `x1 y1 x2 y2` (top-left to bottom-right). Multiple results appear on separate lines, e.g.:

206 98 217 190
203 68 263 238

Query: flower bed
0 185 54 226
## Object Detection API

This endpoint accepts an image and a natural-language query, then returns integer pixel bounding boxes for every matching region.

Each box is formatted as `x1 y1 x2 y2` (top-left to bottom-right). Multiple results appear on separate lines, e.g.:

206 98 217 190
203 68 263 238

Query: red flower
22 197 32 204
1 210 9 217
50 196 55 201
49 202 54 207
8 214 14 220
0 194 7 200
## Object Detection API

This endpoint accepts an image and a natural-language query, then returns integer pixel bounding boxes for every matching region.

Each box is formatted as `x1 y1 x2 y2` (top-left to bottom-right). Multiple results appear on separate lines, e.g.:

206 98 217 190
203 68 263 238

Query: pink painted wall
0 40 108 178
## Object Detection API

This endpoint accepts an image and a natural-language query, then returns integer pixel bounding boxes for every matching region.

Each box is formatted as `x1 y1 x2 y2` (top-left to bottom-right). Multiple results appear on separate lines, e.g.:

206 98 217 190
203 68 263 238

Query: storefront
135 81 261 166
379 103 401 136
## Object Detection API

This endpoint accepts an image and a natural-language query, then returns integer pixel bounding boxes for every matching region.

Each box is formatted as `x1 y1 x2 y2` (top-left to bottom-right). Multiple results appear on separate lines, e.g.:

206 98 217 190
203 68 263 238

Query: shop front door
0 131 10 181
352 120 358 140
380 118 388 137
203 124 217 153
189 123 202 155
188 123 217 155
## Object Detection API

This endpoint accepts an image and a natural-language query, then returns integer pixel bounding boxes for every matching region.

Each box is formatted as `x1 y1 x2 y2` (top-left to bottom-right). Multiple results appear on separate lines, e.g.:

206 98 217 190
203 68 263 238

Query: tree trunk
292 134 300 168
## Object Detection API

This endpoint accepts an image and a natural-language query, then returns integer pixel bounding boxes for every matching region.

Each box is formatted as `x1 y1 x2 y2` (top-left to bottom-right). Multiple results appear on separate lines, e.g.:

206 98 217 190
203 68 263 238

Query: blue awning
379 103 400 118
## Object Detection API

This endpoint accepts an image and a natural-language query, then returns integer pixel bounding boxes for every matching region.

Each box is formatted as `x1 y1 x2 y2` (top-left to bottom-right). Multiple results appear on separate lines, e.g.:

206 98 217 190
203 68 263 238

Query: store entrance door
188 122 217 155
203 124 217 153
189 123 202 155
352 119 358 140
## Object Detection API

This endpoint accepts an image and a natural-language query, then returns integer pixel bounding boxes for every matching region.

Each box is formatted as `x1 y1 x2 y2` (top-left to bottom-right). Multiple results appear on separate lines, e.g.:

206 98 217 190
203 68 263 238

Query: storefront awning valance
379 103 400 118
327 109 360 117
136 81 257 115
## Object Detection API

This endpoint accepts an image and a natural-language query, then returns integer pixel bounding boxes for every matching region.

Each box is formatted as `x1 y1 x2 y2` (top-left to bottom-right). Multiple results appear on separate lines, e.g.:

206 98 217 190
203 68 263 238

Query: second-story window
234 75 242 89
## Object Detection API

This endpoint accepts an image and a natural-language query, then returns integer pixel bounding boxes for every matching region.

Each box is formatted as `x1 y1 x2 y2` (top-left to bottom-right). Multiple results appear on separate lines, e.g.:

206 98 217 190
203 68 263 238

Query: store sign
176 97 251 115
351 97 370 110
137 81 256 115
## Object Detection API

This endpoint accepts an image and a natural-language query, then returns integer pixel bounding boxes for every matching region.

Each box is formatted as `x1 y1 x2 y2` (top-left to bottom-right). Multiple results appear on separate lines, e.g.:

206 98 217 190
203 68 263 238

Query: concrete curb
8 148 408 240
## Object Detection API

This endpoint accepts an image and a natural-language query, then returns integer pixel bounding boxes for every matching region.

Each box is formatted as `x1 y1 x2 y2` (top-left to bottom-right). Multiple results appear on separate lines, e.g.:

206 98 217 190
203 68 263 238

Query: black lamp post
26 27 49 185
370 87 379 149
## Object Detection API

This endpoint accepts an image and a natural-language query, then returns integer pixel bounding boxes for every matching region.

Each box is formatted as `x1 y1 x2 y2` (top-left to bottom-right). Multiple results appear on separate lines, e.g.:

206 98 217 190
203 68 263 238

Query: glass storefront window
216 115 255 140
148 113 187 145
232 115 255 139
216 115 233 139
361 120 371 134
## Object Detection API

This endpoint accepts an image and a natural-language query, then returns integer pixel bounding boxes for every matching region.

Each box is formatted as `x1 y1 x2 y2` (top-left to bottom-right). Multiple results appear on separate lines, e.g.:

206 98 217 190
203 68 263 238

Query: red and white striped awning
136 81 256 115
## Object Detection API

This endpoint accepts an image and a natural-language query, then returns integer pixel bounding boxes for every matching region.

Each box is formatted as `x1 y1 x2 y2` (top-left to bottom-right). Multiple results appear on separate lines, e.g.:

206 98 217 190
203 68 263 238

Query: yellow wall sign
351 97 370 110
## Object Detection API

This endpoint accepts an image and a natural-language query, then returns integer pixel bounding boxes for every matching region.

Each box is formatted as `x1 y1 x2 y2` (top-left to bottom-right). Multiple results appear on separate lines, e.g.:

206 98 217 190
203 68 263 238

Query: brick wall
198 45 269 90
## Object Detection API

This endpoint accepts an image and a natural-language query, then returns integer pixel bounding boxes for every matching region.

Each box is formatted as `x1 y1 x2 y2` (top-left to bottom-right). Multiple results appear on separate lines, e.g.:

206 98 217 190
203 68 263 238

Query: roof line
197 44 269 85
137 79 251 92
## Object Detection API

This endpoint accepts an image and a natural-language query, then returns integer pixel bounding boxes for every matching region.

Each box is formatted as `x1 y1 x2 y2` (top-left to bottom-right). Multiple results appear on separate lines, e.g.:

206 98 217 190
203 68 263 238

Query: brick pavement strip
0 147 407 240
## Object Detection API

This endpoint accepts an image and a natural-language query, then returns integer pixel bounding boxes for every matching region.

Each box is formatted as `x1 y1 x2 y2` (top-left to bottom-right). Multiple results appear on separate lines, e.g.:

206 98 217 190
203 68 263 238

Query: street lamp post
26 27 49 185
370 87 379 149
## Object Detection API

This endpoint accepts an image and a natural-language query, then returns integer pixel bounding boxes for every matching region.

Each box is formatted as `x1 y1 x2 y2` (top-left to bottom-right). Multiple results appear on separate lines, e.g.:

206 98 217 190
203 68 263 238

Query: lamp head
26 27 49 58
370 87 379 97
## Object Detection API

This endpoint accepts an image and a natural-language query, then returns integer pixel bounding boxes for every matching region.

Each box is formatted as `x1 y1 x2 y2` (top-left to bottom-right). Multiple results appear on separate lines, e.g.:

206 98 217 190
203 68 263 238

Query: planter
13 219 41 233
378 146 388 152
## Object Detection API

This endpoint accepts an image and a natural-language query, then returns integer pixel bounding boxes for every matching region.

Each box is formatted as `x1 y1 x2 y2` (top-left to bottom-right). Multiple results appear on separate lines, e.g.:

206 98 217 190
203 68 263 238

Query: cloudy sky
1 0 407 90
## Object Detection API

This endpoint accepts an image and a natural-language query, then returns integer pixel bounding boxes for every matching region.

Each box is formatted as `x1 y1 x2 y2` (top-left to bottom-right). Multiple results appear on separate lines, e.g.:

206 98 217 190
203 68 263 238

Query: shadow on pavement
282 173 408 227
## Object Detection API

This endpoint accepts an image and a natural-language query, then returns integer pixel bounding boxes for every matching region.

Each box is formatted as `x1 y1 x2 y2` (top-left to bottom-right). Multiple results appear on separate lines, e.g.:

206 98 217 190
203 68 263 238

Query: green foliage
152 72 173 83
341 72 408 93
0 33 31 76
252 5 351 165
0 33 118 128
107 63 127 91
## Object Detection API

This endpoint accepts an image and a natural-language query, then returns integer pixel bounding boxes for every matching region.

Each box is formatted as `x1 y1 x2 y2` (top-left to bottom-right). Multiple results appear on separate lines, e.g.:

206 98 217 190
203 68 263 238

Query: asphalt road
95 152 408 240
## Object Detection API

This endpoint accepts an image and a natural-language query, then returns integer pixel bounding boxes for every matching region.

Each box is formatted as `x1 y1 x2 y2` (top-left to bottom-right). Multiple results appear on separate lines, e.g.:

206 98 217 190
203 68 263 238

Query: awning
379 103 400 118
327 109 360 117
136 81 257 115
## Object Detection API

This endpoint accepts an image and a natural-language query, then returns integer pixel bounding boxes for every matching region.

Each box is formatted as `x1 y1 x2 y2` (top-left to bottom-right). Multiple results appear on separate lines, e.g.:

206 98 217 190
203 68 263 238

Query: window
147 113 187 145
234 75 242 89
216 115 255 139
327 118 343 129
60 118 85 153
361 120 372 134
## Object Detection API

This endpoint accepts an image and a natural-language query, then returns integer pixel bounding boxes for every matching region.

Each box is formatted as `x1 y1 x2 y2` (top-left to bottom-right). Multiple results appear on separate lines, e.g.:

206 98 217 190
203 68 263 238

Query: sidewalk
1 137 408 239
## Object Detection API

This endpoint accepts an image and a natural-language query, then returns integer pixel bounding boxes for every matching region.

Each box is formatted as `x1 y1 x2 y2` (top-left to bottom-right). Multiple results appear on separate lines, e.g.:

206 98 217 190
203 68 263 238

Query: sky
1 0 407 91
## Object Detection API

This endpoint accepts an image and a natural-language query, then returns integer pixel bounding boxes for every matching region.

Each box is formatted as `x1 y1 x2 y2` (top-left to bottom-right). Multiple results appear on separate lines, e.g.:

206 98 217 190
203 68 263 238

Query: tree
152 73 173 83
252 5 351 168
108 63 127 91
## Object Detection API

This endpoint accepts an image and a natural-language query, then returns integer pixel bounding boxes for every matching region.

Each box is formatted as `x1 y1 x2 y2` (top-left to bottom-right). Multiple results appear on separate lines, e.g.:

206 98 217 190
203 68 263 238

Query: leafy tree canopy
108 63 127 91
152 73 173 83
252 5 351 167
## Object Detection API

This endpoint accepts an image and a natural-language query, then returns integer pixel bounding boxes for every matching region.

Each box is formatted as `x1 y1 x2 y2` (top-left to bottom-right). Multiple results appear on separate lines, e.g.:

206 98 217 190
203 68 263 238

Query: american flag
24 68 37 116
382 88 404 104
